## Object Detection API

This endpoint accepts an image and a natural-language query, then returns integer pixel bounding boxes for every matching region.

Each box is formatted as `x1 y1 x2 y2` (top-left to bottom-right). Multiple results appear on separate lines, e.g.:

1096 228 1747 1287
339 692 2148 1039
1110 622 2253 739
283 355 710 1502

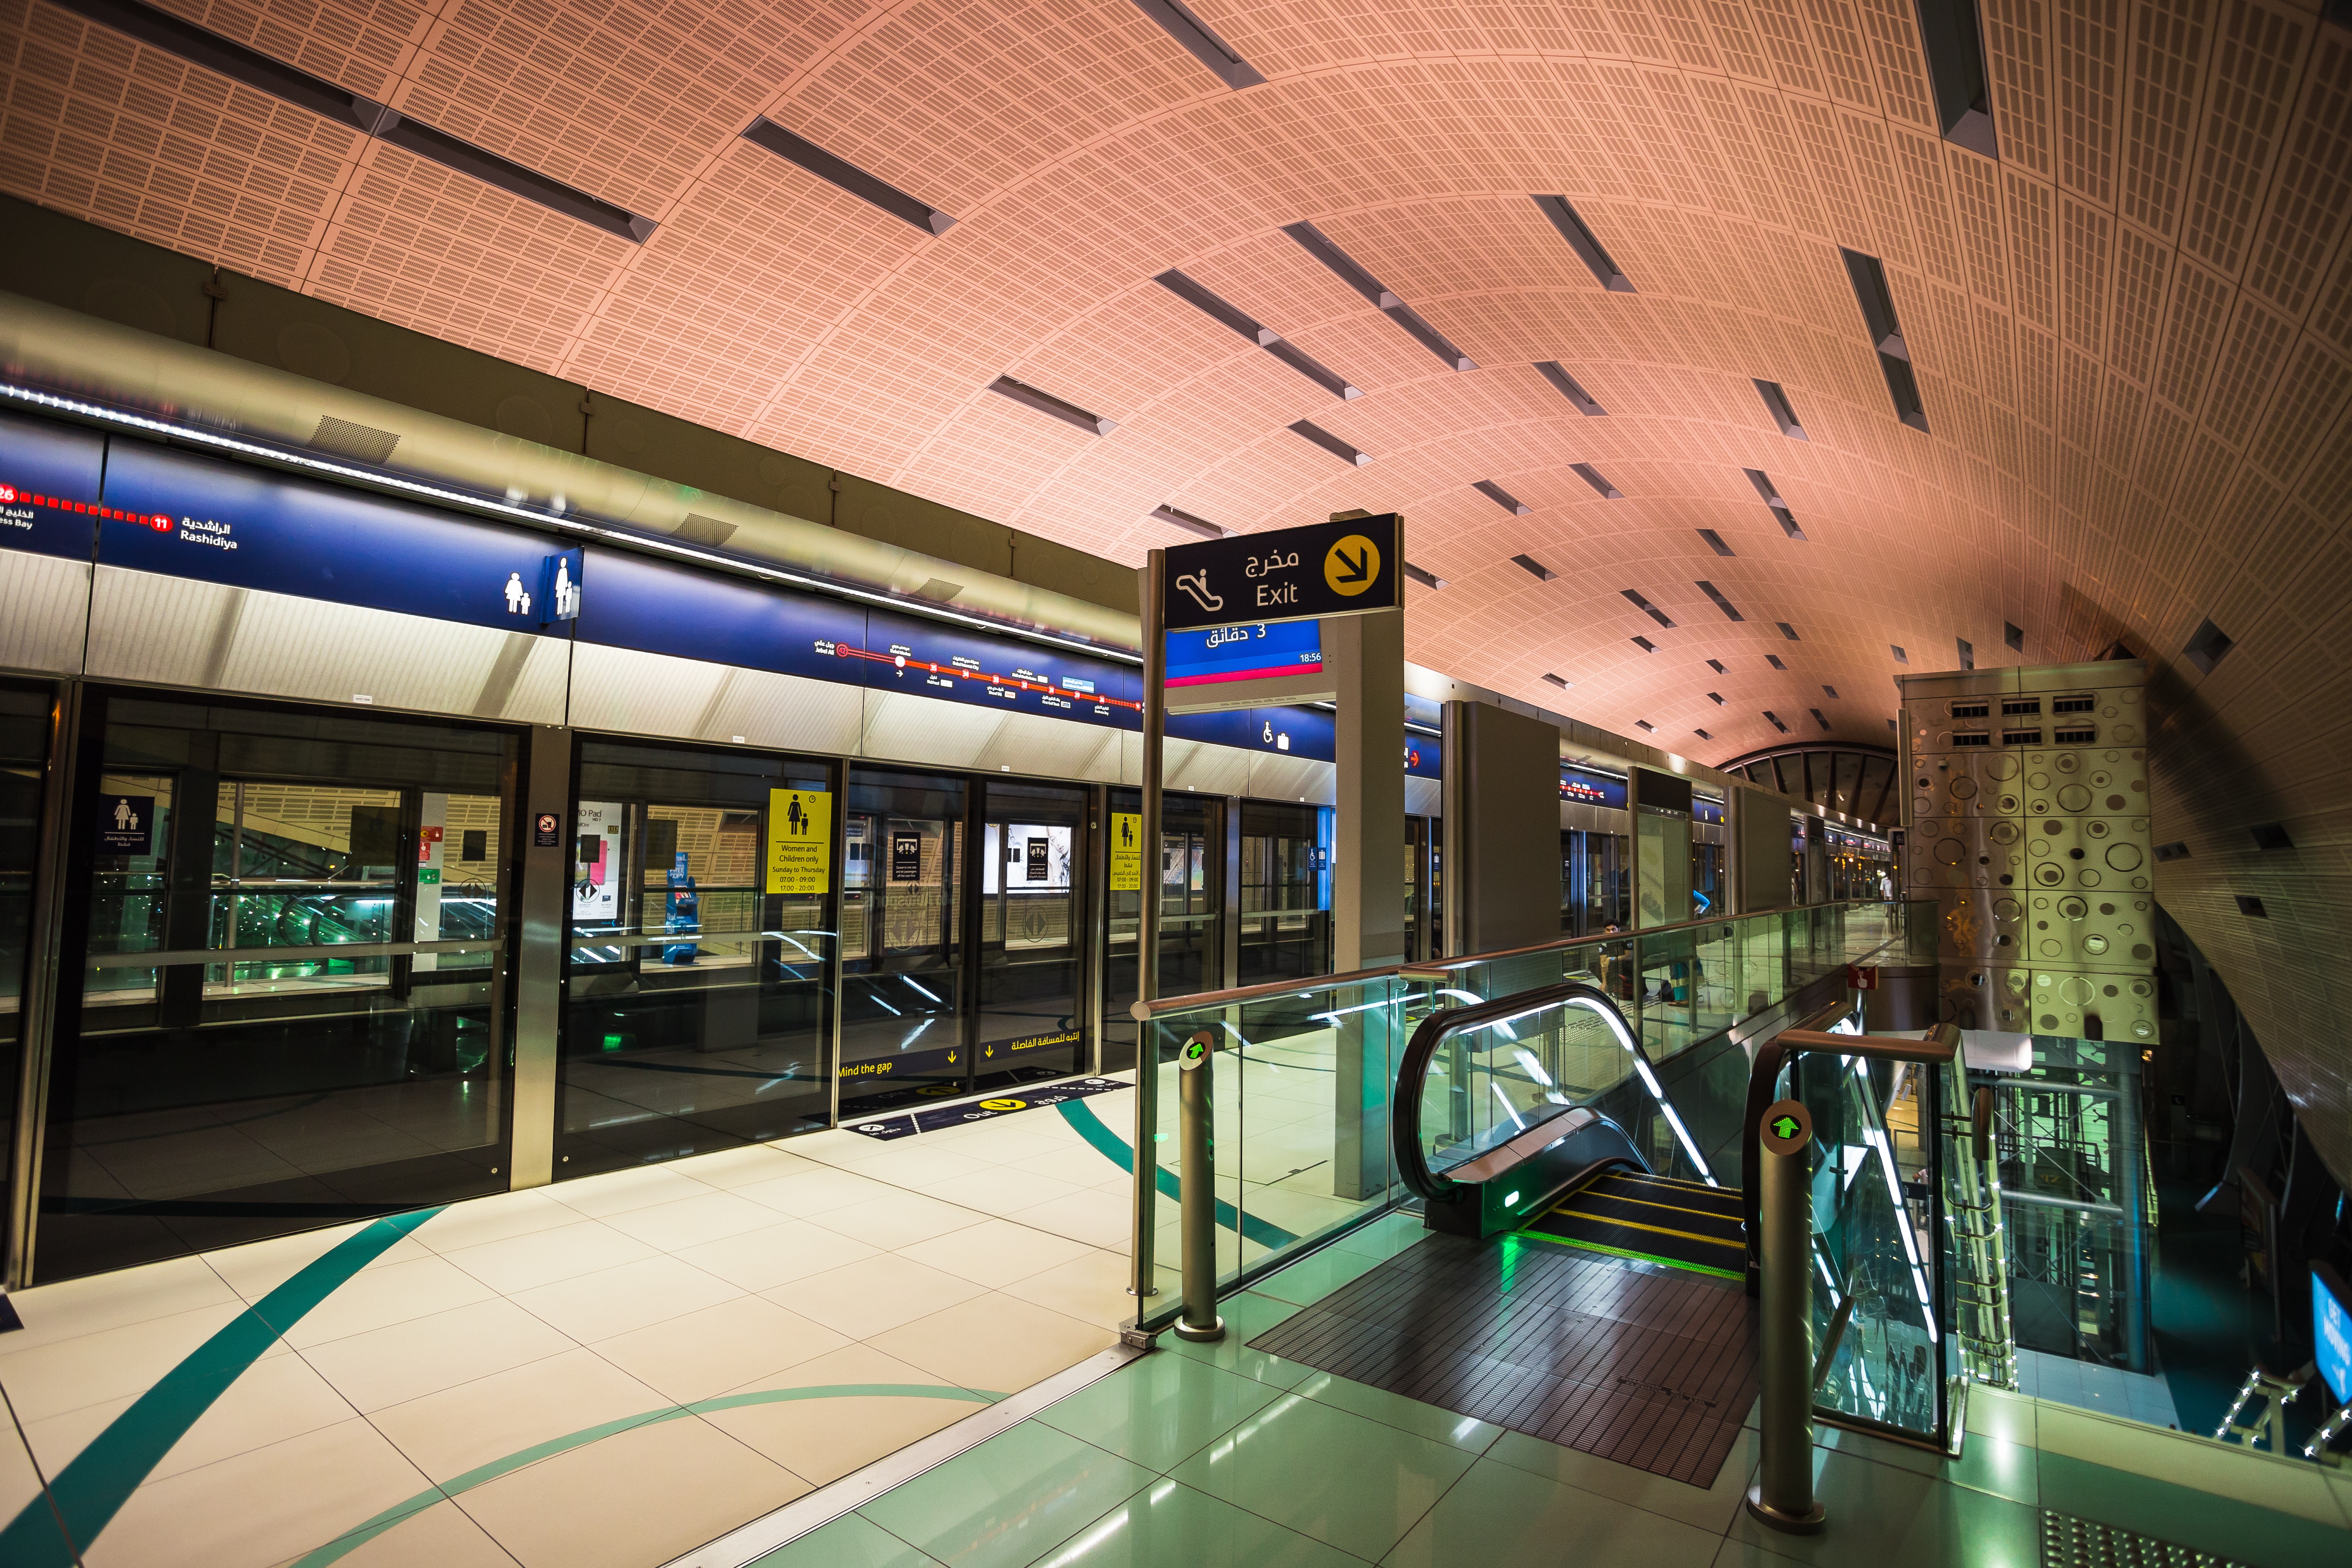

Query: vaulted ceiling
5 0 2352 1172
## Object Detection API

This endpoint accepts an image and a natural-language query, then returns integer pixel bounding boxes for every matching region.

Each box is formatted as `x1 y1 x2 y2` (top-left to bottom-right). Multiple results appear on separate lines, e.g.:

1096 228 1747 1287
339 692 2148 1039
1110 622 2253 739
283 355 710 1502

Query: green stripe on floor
1055 1098 1298 1250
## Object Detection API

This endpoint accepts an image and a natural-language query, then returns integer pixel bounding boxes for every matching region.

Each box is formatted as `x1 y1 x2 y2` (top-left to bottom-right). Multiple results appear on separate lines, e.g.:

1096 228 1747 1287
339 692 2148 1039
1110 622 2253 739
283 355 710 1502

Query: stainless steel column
1130 551 1166 1301
1173 1029 1224 1341
1748 1096 1826 1533
6 680 79 1289
508 725 573 1190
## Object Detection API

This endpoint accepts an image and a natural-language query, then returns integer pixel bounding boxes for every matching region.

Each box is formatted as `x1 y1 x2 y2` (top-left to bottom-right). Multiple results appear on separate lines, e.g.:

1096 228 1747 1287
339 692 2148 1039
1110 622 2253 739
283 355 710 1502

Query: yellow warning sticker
766 789 831 894
1109 812 1142 891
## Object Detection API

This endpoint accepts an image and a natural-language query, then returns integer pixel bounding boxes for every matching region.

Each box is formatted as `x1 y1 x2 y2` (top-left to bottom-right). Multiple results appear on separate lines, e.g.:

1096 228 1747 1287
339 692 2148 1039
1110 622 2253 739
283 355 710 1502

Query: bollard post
1747 1097 1825 1533
1173 1030 1225 1341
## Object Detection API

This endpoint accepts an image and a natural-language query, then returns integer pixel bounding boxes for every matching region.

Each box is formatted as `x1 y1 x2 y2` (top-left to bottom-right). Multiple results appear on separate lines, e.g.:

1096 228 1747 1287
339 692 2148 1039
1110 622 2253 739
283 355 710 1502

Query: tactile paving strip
1250 1231 1756 1486
2040 1509 2250 1567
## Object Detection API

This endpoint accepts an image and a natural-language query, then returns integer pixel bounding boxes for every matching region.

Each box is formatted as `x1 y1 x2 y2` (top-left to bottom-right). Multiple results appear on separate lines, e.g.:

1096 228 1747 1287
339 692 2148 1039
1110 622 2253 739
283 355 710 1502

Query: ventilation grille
1754 379 1807 438
2053 724 2098 744
1706 659 1726 674
990 377 1115 436
2237 895 2268 918
2003 728 2043 745
1531 196 1636 292
62 0 656 241
2052 695 2095 713
1282 222 1476 370
1151 505 1224 538
744 118 953 236
1289 420 1371 466
674 514 740 548
1822 685 1839 698
308 415 401 466
1950 701 1990 718
1570 462 1622 498
1473 480 1531 515
1951 730 1991 746
1635 720 1655 732
1128 0 1265 89
1958 638 1976 670
2154 842 2192 862
2002 698 2041 715
1694 728 1712 740
1536 361 1607 415
1154 270 1360 399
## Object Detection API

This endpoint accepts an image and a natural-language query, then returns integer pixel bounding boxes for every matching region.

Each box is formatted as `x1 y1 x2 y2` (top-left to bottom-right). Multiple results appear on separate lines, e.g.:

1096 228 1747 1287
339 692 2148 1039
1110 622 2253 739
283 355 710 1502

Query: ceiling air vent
2154 842 2191 862
2005 621 2026 652
308 415 401 466
1535 361 1607 416
1280 222 1476 371
1127 0 1266 89
1529 196 1635 292
989 377 1115 435
1622 589 1675 628
1473 480 1531 515
1754 379 1807 439
1891 645 1908 663
1635 720 1655 732
1822 685 1839 698
1289 420 1371 466
1153 270 1360 399
1151 505 1225 538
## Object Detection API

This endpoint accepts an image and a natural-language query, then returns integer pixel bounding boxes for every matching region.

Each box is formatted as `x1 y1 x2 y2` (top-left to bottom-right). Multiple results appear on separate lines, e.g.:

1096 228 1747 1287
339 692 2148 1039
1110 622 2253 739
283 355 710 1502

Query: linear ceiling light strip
1153 270 1360 399
1151 504 1225 538
1280 222 1476 371
1128 0 1266 89
1530 196 1635 293
989 377 1116 436
0 378 1140 665
57 0 655 242
1473 480 1530 515
741 118 955 235
1288 420 1371 465
1535 361 1607 416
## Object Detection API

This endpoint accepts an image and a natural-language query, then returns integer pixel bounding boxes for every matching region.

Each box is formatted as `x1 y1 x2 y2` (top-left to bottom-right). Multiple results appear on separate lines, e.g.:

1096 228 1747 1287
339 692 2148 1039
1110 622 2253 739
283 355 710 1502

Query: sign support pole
1130 548 1167 1302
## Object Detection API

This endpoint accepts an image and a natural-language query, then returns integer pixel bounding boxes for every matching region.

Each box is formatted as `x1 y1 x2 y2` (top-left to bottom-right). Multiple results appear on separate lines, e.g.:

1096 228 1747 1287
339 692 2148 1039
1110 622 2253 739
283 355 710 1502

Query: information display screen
1165 620 1322 689
2317 1265 2351 1405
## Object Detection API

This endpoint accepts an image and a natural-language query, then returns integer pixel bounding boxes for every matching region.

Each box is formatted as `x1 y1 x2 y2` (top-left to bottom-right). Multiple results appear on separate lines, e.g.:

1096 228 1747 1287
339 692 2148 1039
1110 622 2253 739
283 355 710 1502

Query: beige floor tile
864 1292 1115 1396
510 1254 744 1344
916 1125 1073 1163
591 1295 852 1404
763 1253 986 1338
300 1298 574 1413
595 1190 783 1252
369 1346 673 1484
777 1129 889 1167
801 1190 988 1251
729 1166 902 1216
438 1220 657 1295
276 1497 521 1568
149 1349 363 1483
994 1249 1136 1331
1002 1186 1132 1247
1011 1145 1130 1187
668 1143 823 1190
85 1416 436 1568
696 1341 985 1486
672 1219 880 1293
830 1141 994 1188
20 1387 121 1476
279 1254 499 1348
1 1301 252 1424
894 1217 1097 1288
457 1410 802 1568
0 1254 239 1357
543 1164 717 1219
913 1167 1084 1216
205 1225 436 1303
409 1191 584 1256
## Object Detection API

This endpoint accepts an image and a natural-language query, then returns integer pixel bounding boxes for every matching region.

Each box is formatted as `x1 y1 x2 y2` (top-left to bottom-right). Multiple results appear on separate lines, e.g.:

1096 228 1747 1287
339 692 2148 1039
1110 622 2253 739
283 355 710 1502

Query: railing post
1748 1096 1826 1533
1173 1029 1224 1341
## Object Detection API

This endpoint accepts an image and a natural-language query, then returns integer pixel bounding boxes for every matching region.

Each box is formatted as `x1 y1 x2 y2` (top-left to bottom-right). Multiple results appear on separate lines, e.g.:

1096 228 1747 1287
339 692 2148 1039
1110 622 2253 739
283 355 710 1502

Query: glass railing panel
1408 991 1619 1186
1940 1062 2018 1391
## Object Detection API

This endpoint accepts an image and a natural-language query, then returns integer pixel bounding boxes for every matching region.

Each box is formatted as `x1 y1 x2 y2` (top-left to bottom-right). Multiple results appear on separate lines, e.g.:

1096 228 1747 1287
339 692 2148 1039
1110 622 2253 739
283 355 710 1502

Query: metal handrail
1129 897 1914 1020
87 937 498 968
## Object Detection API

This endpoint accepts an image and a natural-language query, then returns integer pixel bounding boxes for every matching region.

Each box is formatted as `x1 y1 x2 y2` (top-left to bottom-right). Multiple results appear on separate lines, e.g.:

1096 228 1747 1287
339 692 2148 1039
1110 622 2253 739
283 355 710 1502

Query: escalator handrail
1738 1013 1961 1289
1390 980 1638 1204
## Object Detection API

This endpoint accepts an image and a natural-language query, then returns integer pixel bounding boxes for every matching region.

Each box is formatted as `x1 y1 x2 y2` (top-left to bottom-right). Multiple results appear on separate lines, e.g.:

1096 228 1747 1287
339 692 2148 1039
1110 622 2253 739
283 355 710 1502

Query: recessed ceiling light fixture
1473 480 1531 515
1766 654 1788 670
1632 636 1657 652
1694 727 1712 740
1635 720 1656 732
1743 469 1806 539
744 118 954 236
1127 0 1267 89
1402 562 1449 589
1706 659 1727 674
2005 621 2025 652
1811 708 1831 730
1842 247 1930 432
1891 644 1908 664
1150 505 1225 538
1915 0 2000 157
1280 221 1476 371
988 377 1115 435
1153 270 1362 399
1776 622 1801 640
1707 691 1725 704
1542 672 1573 689
1698 528 1734 557
1621 589 1675 629
1822 684 1839 698
1764 710 1789 733
63 0 659 241
1512 554 1558 581
1695 582 1743 621
1570 463 1622 499
1288 420 1371 466
1534 361 1607 415
1754 380 1807 439
2183 617 2233 674
1530 196 1635 292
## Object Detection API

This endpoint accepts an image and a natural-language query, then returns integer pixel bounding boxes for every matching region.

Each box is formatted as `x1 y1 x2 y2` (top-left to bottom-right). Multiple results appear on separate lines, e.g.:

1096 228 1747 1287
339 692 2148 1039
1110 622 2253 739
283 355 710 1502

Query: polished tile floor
750 1215 2352 1568
0 1081 1167 1568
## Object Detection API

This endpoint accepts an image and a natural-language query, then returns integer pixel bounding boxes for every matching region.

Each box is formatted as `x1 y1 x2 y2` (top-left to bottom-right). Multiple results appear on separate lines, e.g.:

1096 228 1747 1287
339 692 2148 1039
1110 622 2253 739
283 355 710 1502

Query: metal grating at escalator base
2040 1510 2250 1567
1249 1231 1756 1485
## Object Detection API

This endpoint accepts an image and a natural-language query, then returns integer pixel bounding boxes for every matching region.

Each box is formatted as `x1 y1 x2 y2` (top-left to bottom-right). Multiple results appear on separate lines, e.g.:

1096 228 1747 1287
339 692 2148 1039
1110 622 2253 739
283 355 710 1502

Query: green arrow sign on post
1758 1098 1811 1154
1770 1114 1801 1141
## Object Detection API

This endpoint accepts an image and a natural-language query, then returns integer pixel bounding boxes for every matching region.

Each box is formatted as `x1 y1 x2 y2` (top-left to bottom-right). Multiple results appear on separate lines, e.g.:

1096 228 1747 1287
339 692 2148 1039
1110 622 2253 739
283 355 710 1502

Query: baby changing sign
97 795 155 856
766 789 831 895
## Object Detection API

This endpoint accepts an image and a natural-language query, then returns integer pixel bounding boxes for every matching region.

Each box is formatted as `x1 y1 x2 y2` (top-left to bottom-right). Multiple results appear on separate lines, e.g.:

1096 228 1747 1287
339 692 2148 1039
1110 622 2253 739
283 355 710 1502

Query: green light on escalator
603 1034 625 1051
1505 1191 1520 1207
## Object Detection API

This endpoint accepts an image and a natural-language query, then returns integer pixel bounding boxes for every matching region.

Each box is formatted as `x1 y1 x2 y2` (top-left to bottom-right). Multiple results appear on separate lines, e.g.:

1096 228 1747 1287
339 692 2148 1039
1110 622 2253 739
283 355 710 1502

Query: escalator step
1520 1171 1747 1280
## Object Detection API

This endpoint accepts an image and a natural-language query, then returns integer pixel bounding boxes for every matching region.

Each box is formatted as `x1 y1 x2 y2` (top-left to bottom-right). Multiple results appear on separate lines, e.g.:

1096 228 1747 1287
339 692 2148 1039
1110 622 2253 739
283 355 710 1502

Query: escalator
1523 1168 1746 1280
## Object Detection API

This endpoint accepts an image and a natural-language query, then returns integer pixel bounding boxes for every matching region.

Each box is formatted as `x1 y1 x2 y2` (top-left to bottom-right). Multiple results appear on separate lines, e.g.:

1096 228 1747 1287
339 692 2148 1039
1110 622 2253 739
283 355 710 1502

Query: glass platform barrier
1124 897 1936 1324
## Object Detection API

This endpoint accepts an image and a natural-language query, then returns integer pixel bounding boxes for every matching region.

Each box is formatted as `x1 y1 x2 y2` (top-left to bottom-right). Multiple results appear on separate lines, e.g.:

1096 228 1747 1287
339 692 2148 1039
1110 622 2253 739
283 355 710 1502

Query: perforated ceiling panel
4 0 2352 1174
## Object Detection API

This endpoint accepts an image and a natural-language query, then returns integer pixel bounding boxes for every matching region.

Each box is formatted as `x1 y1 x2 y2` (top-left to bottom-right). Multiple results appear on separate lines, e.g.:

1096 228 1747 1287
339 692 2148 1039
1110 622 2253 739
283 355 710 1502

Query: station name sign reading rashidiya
1161 514 1402 633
